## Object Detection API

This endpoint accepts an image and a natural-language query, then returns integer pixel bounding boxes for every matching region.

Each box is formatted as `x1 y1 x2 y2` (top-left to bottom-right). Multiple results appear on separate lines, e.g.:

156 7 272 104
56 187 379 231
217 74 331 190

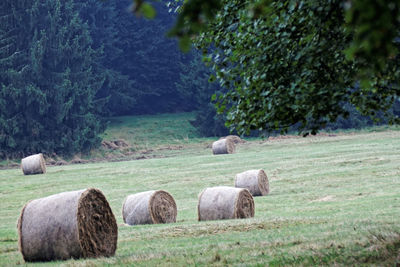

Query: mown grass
0 123 399 265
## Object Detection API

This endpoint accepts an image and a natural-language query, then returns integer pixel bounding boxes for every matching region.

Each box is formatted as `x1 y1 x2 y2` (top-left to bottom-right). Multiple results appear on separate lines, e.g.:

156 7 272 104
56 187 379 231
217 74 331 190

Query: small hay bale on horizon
18 188 118 262
198 186 254 221
212 138 235 155
218 135 246 144
122 190 177 225
235 169 270 196
21 153 46 175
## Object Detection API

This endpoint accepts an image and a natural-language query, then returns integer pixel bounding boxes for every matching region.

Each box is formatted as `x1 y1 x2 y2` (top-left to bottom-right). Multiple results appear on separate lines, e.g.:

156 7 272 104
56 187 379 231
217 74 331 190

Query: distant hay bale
235 169 269 196
122 190 177 225
212 138 235 155
18 188 118 262
198 186 254 221
21 154 46 175
219 135 245 144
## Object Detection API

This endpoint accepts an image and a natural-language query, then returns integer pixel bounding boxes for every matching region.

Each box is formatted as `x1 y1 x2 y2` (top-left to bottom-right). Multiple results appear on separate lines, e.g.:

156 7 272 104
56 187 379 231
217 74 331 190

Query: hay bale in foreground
212 138 235 155
198 186 254 221
235 169 269 196
21 153 46 175
122 190 177 225
18 188 118 262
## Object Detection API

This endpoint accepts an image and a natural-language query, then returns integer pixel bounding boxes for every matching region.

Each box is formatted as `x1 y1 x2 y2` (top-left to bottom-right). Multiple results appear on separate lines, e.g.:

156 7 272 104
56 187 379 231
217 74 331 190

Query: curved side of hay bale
235 169 269 196
212 139 235 155
21 153 46 175
122 190 177 225
18 188 117 262
198 186 254 221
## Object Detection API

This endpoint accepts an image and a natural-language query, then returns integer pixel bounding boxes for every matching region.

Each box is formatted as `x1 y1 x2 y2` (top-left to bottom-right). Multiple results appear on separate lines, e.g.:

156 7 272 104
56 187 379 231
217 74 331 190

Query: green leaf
140 3 156 19
179 36 192 52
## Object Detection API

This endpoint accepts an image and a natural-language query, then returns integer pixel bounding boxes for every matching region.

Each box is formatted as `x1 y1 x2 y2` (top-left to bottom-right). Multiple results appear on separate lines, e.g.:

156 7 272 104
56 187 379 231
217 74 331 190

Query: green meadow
0 114 399 266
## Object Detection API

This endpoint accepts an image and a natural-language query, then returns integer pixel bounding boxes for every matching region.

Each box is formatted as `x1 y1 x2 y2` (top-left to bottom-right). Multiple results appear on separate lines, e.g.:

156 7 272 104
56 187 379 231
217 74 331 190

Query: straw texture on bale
18 188 118 262
21 153 46 175
212 138 235 155
235 169 269 196
219 135 245 144
122 190 177 225
198 186 254 221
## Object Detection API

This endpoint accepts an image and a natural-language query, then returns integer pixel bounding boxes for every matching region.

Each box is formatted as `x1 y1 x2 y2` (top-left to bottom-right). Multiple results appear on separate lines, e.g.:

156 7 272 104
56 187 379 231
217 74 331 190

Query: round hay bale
21 153 46 175
18 188 118 262
219 135 245 144
122 190 177 225
212 138 235 155
198 186 254 221
235 169 269 196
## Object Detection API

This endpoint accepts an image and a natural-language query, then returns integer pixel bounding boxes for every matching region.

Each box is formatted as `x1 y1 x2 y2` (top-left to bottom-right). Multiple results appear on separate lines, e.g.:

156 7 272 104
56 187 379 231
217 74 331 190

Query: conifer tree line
0 0 210 158
2 0 398 159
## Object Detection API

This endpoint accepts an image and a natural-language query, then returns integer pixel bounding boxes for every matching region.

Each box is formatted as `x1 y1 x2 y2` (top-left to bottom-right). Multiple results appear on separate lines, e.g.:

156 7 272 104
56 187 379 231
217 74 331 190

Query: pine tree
77 0 138 116
0 0 36 158
111 1 192 114
0 0 105 158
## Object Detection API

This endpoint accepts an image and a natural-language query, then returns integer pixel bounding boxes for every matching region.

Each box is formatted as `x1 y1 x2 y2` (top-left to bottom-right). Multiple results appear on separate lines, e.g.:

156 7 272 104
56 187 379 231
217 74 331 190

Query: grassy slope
90 112 212 161
0 114 400 266
103 112 201 147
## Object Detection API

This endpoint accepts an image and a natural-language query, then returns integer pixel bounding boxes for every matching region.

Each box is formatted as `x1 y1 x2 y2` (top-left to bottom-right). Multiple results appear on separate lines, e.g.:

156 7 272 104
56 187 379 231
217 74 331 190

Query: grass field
0 115 400 266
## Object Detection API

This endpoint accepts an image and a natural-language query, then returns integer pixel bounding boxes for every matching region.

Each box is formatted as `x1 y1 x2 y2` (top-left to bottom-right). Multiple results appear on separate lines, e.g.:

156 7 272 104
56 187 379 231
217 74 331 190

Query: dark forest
1 0 399 158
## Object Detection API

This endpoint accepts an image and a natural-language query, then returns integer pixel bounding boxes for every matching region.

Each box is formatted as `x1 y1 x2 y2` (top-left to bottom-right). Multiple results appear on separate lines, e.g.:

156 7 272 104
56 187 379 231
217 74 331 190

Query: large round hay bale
21 153 46 175
122 190 177 225
212 138 235 155
18 188 118 262
198 186 254 221
235 169 269 196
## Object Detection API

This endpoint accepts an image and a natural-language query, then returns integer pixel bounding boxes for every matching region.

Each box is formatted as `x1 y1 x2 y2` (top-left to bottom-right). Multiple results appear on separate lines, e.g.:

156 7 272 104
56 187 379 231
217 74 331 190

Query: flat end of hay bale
149 190 177 224
234 189 255 218
77 188 118 258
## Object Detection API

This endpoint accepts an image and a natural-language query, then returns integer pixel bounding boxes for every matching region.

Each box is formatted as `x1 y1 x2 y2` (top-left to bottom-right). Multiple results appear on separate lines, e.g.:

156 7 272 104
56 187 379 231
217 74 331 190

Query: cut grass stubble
0 129 399 265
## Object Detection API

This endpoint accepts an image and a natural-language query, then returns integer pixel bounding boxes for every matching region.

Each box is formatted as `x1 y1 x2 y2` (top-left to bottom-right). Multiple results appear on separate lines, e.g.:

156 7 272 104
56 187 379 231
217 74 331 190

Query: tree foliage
0 0 206 158
78 0 138 116
175 52 229 136
0 0 105 158
112 1 192 114
200 0 400 135
136 0 400 135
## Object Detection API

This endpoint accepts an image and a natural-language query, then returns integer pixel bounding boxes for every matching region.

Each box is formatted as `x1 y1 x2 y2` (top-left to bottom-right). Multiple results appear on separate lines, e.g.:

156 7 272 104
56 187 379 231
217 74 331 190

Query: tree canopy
0 0 200 158
0 0 105 158
135 0 400 135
